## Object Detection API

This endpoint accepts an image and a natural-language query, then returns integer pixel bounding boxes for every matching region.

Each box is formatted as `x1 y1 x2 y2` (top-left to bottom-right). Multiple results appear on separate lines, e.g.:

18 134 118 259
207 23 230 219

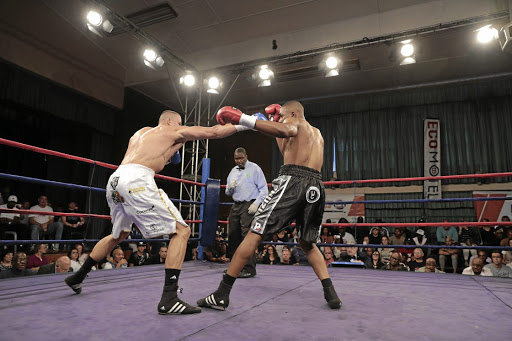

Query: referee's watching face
234 151 247 168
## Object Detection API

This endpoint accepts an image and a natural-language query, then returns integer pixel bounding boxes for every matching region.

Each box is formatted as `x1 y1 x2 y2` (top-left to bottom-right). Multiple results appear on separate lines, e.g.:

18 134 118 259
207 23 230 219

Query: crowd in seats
2 208 512 279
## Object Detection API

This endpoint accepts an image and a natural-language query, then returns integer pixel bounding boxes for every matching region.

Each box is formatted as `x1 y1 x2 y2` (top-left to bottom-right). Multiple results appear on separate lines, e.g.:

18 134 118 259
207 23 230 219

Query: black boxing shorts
250 164 325 243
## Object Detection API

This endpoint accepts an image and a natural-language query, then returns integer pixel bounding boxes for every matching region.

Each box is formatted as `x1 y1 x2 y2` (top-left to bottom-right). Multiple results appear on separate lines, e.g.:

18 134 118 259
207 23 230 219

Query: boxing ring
1 138 512 341
0 262 511 340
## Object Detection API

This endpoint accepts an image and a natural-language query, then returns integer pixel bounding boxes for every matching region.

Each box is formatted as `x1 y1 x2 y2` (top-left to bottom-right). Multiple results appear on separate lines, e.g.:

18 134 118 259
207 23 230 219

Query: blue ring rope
0 172 203 205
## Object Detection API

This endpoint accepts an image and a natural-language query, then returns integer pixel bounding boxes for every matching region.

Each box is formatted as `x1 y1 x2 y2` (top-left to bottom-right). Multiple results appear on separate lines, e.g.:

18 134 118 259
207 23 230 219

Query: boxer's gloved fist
248 203 259 215
217 106 257 132
265 104 281 122
165 151 181 165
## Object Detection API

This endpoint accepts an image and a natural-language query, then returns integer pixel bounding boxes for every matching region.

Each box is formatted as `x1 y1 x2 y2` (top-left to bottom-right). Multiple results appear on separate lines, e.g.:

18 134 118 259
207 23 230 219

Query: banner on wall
424 119 442 199
323 194 365 223
473 191 512 222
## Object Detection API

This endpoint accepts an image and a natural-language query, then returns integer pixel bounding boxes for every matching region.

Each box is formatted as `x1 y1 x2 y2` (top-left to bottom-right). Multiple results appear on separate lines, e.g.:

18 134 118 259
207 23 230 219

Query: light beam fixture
143 49 165 69
86 10 114 37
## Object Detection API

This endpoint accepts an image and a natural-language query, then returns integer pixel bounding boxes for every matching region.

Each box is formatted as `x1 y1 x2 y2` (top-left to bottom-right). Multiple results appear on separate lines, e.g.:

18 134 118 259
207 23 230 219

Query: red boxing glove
217 106 257 131
265 104 281 122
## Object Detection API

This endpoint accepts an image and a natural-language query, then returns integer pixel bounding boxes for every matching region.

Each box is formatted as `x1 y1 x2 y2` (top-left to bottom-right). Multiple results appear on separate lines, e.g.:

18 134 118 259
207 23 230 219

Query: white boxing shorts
105 164 188 239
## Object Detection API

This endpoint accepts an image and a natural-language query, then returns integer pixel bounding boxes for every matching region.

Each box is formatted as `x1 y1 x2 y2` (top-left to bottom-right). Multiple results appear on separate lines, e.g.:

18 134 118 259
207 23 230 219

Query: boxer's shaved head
282 101 304 118
159 110 181 125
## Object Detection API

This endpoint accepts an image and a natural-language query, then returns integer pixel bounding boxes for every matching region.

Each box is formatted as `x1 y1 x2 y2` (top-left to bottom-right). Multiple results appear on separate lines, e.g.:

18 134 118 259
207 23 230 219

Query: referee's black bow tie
237 166 245 170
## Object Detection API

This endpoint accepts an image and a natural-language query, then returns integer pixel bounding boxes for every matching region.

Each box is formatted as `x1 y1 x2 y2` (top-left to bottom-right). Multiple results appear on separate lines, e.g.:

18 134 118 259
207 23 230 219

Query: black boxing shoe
64 273 84 294
323 286 342 309
158 285 201 315
197 292 230 311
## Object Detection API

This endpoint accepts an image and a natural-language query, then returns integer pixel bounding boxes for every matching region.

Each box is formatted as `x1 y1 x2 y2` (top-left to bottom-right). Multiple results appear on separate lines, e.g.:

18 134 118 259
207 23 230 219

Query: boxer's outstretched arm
175 124 237 143
254 118 298 138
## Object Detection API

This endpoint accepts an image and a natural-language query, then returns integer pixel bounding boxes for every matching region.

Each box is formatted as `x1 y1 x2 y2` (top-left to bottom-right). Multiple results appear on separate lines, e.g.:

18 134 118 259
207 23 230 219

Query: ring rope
323 172 512 185
0 138 204 187
0 173 203 205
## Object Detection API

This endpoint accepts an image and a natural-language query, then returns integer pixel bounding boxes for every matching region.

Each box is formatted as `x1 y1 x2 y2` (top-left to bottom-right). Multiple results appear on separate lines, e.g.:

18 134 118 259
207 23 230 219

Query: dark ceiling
1 0 511 113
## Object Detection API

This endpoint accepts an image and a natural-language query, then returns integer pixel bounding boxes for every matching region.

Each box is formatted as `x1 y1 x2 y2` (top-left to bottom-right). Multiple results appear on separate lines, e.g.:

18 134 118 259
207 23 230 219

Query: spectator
398 226 412 241
203 233 229 264
128 242 150 267
462 257 492 276
478 218 500 246
416 258 444 273
378 236 392 263
497 215 511 234
337 225 355 244
438 236 459 273
338 242 371 268
0 195 29 240
369 250 384 269
389 228 406 246
484 250 512 278
323 247 335 267
0 250 13 271
412 228 428 247
0 252 36 278
144 246 168 265
26 244 49 271
406 248 426 272
320 226 333 244
102 247 128 269
37 256 72 274
469 249 491 266
29 195 63 251
75 243 89 263
436 220 458 244
19 200 31 226
338 218 354 237
262 245 281 265
368 226 383 245
68 247 82 272
281 249 294 265
62 201 85 240
225 147 268 279
380 250 408 271
500 229 512 247
503 239 512 268
372 219 390 238
459 224 478 267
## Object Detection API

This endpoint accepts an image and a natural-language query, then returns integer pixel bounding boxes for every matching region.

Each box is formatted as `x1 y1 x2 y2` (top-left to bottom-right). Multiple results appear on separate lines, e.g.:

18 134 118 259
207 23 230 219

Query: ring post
199 158 213 259
199 178 220 260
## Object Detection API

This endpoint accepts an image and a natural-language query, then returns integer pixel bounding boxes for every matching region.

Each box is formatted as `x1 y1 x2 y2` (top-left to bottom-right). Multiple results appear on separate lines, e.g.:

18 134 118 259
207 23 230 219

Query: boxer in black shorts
198 101 341 310
251 164 325 243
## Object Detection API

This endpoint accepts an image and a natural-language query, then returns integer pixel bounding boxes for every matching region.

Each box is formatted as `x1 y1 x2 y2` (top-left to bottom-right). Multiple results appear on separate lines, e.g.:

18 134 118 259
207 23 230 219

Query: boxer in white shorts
65 110 239 315
106 164 187 239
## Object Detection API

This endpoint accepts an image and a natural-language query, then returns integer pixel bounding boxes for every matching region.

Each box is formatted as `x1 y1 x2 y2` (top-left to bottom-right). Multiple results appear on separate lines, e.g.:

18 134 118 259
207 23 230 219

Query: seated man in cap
128 241 150 266
0 195 29 240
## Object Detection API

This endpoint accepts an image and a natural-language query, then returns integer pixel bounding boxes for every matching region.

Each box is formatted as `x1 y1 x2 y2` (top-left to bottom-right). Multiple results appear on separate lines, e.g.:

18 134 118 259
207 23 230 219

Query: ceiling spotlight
400 43 414 57
86 10 114 37
325 56 338 69
476 25 498 44
255 65 274 87
206 76 221 94
400 57 416 65
143 49 164 69
180 73 196 87
87 11 102 26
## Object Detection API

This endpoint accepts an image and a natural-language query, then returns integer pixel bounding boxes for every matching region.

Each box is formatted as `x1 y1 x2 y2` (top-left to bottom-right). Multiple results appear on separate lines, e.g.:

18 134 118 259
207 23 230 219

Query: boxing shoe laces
323 286 342 309
197 292 230 311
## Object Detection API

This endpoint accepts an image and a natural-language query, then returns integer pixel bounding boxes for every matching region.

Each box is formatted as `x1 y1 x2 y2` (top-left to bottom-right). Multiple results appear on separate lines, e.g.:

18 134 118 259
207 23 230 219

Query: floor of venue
1 262 511 341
